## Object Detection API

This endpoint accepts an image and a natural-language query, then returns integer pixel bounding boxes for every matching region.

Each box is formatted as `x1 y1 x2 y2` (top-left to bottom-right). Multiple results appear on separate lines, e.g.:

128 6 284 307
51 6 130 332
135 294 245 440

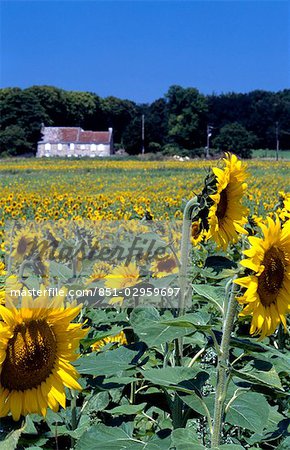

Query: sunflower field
0 155 289 450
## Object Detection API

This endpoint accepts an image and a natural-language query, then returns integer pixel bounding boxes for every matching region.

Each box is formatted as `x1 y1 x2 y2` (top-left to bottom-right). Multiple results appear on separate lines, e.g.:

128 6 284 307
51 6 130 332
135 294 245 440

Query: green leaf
215 446 245 450
0 429 22 450
23 447 43 450
266 405 285 432
68 414 91 440
245 404 286 445
75 423 170 449
181 392 215 417
23 275 40 292
142 366 209 393
170 428 204 449
232 358 284 390
160 311 211 330
84 391 110 413
130 306 193 346
106 402 147 415
192 284 224 314
226 392 269 433
49 260 73 279
276 436 290 450
75 346 140 376
23 415 38 435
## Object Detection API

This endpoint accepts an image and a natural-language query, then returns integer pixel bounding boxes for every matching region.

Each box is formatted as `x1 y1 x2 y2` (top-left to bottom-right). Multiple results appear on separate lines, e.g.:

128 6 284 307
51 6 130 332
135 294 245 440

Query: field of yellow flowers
0 156 289 450
1 158 290 224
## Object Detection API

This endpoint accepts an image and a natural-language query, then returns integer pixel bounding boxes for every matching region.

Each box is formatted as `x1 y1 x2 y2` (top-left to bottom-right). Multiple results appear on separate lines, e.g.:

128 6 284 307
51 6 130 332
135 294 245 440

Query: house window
70 143 75 150
58 143 62 150
91 144 97 152
45 143 51 151
81 144 85 150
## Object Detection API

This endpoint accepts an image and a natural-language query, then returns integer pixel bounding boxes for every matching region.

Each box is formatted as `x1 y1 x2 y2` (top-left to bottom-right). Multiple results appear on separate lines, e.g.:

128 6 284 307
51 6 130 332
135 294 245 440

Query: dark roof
79 131 110 144
40 127 111 144
59 128 79 142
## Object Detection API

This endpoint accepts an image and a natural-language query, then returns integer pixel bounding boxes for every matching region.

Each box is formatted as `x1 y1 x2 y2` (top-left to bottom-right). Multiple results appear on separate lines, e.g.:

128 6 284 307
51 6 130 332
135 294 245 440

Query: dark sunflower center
17 237 28 255
216 189 228 220
1 319 57 391
257 246 285 307
157 256 177 273
191 222 201 239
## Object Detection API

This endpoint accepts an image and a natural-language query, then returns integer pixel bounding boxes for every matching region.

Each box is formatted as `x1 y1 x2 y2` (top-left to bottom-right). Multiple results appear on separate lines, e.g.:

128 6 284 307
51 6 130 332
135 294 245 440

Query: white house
37 126 114 157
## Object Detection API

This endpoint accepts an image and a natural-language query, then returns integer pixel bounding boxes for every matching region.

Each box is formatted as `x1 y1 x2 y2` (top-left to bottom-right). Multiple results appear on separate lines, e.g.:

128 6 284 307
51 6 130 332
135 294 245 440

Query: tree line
0 85 289 158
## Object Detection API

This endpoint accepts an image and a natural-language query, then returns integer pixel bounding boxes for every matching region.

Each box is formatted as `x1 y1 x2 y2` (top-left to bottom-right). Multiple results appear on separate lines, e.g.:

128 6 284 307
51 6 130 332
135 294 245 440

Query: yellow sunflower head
86 261 112 285
206 153 248 250
0 292 88 421
0 290 5 306
11 229 37 263
150 254 179 278
105 261 140 290
0 261 6 277
108 296 125 306
191 219 206 247
278 196 290 223
235 217 290 339
3 275 23 306
91 330 127 352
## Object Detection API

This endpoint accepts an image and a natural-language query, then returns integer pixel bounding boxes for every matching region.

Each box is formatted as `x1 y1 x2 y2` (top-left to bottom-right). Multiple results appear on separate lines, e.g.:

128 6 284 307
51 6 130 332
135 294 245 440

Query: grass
252 149 290 159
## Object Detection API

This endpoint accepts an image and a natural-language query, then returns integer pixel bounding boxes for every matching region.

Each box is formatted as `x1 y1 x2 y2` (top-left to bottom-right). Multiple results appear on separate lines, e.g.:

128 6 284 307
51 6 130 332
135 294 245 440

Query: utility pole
141 114 145 155
275 121 279 161
205 125 213 159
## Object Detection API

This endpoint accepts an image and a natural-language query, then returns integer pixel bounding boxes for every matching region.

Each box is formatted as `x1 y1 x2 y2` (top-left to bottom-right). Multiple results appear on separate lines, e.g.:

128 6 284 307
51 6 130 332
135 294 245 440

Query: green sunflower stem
211 277 238 448
70 390 77 447
172 197 197 429
71 392 77 430
178 196 198 317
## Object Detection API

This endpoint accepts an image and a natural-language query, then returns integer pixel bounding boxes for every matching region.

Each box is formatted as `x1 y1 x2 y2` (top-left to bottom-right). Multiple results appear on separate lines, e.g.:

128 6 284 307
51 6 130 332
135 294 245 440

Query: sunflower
86 262 112 284
105 262 140 290
279 196 290 223
0 292 88 420
151 254 179 278
207 153 248 250
0 261 6 276
108 296 125 306
0 290 5 306
191 220 206 247
91 331 127 352
11 229 37 263
4 275 22 306
235 217 290 338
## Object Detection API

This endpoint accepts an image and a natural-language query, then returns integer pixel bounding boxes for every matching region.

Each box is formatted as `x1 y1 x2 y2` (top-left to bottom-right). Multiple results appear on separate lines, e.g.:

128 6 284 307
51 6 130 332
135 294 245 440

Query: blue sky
1 1 289 103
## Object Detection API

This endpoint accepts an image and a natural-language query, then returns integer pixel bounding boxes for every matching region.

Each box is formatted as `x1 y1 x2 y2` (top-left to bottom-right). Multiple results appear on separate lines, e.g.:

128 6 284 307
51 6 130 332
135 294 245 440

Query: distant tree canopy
212 122 257 159
0 85 289 157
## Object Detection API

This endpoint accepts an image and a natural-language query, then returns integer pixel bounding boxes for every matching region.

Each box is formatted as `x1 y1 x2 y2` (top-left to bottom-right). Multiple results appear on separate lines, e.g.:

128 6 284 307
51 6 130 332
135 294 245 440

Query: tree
0 88 49 154
166 85 208 149
122 109 145 154
0 125 31 156
213 122 257 158
64 91 104 130
245 90 277 148
101 97 137 144
207 92 250 130
271 90 290 150
145 98 168 147
25 85 68 126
